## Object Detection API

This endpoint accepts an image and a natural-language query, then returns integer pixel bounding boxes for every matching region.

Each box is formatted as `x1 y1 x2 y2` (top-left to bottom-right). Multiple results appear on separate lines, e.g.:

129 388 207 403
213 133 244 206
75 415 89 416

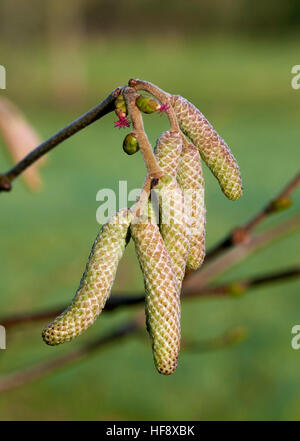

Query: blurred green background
0 0 300 421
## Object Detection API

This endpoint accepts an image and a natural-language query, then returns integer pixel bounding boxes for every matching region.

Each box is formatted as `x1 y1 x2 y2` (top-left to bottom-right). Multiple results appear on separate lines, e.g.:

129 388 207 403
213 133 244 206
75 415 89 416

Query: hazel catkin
154 131 190 288
177 143 206 270
169 94 242 200
130 203 181 375
42 209 132 346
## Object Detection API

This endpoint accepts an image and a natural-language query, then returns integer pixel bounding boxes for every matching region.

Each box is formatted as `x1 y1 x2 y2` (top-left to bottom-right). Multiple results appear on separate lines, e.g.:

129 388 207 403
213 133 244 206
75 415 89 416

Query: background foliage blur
0 0 299 420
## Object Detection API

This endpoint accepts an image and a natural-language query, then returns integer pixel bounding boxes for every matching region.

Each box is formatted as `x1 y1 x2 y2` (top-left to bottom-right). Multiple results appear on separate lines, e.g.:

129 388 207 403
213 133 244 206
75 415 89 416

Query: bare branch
2 262 299 329
184 215 300 292
183 326 248 352
1 295 144 329
244 171 300 231
0 316 142 393
0 263 299 392
183 265 300 299
0 322 248 393
0 88 122 192
205 171 300 263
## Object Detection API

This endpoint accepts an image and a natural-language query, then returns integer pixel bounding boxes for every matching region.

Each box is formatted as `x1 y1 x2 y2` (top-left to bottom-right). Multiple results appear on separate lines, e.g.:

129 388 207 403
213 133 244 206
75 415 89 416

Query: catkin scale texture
169 95 242 200
131 210 181 375
154 131 190 287
42 209 132 346
177 143 206 270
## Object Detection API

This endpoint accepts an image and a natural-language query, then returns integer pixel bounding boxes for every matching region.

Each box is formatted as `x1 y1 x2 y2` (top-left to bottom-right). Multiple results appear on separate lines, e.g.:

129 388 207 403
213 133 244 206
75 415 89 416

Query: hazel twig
205 171 300 263
2 264 299 330
183 265 300 299
184 214 300 292
0 316 142 393
0 88 122 192
182 326 248 352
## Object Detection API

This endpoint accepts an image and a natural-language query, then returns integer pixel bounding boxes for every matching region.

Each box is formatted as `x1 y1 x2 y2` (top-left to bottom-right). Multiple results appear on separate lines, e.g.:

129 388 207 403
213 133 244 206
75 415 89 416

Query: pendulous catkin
169 94 242 200
42 209 132 346
154 131 190 288
130 203 181 375
177 143 206 270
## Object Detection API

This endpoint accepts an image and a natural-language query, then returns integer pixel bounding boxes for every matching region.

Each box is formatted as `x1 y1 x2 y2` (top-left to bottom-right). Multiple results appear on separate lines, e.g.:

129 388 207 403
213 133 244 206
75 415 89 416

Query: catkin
42 209 132 345
131 204 181 375
154 131 190 287
177 143 206 270
169 94 242 200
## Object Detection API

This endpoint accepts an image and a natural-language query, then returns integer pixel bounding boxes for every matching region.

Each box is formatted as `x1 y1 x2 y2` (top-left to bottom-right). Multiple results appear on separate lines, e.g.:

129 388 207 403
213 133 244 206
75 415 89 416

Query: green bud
269 197 292 213
123 133 140 155
136 95 159 114
154 175 173 190
227 282 246 297
227 326 248 345
115 94 127 116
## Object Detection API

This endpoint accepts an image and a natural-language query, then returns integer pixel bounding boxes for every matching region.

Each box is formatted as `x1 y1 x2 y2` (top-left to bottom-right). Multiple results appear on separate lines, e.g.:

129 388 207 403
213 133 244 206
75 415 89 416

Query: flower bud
115 94 127 117
228 282 246 297
136 95 160 114
269 197 292 213
123 133 140 155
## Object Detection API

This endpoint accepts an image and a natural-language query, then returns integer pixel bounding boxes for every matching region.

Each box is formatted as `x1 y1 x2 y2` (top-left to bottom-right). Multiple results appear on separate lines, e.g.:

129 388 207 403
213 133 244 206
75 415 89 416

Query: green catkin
169 94 242 200
177 143 206 270
154 131 190 288
130 203 181 375
42 209 132 346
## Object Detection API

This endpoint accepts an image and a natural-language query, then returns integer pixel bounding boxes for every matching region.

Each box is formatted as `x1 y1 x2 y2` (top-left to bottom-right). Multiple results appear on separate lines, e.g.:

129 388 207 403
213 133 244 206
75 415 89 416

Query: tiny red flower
114 115 130 129
158 102 170 115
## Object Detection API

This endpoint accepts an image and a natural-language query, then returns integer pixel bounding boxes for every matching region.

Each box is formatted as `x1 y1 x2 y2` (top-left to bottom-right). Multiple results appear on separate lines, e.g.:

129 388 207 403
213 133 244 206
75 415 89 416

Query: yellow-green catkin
154 130 190 288
42 209 132 346
169 94 242 200
130 203 181 375
177 143 206 270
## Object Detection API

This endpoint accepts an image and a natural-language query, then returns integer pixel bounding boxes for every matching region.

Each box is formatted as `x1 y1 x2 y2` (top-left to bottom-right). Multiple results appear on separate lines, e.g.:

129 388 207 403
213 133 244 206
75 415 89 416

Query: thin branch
0 319 247 393
182 326 248 352
205 172 300 264
0 88 122 192
0 316 142 393
2 263 299 329
183 215 300 292
0 265 299 392
183 265 300 299
243 172 300 232
0 294 145 329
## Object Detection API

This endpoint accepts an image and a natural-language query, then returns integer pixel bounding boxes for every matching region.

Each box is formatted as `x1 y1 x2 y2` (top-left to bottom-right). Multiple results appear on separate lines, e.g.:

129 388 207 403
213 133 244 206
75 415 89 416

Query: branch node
0 175 12 192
